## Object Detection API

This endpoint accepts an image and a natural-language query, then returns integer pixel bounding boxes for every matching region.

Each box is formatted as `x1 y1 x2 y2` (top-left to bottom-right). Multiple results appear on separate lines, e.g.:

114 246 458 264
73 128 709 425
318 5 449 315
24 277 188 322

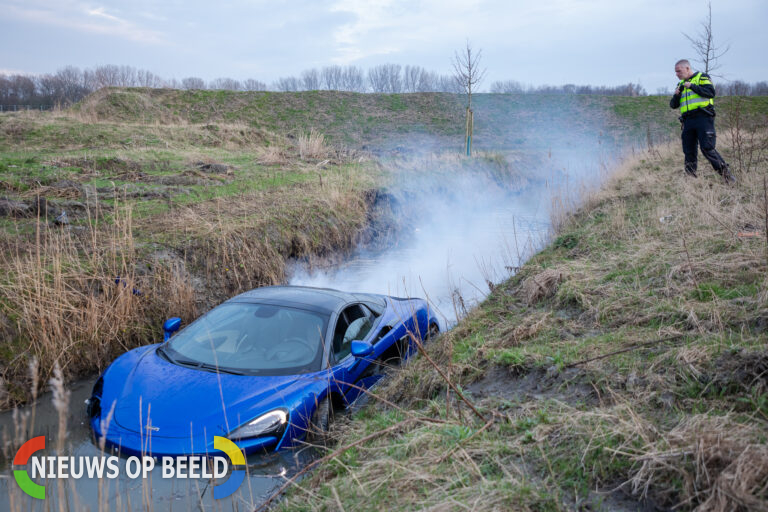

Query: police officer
670 59 735 184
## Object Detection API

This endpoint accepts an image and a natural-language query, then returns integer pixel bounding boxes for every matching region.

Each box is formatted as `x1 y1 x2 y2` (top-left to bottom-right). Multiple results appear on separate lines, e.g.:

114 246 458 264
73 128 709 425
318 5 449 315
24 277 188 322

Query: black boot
720 164 736 185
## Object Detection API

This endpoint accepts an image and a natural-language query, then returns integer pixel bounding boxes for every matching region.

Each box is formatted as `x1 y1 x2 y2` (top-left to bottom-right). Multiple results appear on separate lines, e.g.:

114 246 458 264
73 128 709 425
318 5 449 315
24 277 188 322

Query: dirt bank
275 138 768 511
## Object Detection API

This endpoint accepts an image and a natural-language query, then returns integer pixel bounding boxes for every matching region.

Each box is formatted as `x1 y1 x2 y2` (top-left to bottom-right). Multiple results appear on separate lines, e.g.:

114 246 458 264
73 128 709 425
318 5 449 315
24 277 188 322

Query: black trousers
681 114 728 174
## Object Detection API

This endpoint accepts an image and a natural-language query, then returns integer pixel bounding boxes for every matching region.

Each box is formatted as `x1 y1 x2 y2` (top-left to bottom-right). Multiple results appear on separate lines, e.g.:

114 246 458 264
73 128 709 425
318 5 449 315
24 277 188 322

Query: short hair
675 59 691 68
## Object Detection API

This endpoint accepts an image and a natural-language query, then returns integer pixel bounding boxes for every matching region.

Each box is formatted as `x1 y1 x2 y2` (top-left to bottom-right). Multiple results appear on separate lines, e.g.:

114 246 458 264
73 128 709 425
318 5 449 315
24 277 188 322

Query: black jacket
670 72 716 118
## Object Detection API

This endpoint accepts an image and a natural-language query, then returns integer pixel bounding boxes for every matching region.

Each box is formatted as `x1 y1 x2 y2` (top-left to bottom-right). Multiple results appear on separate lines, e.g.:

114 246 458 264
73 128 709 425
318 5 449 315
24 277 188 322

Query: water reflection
0 379 315 511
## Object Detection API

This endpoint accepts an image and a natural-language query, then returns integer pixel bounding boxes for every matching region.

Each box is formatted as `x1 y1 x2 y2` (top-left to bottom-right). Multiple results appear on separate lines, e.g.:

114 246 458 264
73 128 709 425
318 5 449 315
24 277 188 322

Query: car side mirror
163 317 181 342
350 340 373 358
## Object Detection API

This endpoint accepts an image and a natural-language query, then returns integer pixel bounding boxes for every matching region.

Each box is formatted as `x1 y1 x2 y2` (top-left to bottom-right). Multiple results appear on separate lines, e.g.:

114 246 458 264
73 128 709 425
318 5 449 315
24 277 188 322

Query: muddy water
0 378 314 510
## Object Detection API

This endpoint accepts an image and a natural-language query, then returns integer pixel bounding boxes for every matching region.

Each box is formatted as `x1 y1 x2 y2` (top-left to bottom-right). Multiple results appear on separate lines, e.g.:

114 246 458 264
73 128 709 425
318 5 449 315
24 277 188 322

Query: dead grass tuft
298 128 329 160
628 414 768 511
256 144 289 165
522 268 564 305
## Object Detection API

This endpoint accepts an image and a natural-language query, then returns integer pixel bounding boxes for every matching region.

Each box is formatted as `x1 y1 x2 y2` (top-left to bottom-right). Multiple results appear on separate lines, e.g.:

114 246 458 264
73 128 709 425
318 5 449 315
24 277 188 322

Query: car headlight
229 409 288 440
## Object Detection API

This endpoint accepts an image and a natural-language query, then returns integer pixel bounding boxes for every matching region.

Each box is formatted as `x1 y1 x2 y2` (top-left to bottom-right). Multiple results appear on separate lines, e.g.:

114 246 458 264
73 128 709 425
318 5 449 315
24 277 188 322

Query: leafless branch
452 41 487 109
682 2 730 76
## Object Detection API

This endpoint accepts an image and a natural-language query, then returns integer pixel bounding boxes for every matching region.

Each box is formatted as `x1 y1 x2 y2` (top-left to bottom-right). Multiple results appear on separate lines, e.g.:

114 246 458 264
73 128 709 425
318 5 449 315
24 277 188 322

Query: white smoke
290 104 624 328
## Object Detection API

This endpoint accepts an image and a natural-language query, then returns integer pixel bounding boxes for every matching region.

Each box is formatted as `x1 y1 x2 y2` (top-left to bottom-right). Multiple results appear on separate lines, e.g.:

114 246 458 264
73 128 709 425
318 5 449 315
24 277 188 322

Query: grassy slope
276 143 768 510
71 88 768 149
1 91 766 508
0 89 548 403
0 107 383 401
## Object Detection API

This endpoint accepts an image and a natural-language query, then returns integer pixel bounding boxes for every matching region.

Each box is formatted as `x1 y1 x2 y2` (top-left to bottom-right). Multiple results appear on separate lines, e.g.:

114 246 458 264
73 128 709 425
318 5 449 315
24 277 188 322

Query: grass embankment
0 109 385 404
70 87 768 152
0 99 526 407
276 141 768 511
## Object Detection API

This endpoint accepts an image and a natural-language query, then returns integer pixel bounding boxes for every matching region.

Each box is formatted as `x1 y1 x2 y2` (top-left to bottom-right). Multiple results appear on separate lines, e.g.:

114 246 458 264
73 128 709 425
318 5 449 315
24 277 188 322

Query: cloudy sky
1 0 766 91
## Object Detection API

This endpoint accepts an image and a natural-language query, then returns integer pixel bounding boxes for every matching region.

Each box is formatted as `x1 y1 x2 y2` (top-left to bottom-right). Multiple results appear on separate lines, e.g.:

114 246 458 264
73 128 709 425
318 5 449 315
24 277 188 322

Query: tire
307 396 330 443
425 323 439 342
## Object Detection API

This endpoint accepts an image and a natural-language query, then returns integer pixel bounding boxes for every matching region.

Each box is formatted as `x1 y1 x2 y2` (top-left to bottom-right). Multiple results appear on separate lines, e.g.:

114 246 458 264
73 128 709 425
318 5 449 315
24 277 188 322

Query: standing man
670 59 735 183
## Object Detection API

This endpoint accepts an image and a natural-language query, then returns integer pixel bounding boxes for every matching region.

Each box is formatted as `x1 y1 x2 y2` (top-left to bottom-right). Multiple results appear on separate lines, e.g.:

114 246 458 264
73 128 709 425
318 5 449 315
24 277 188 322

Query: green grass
3 91 767 509
276 132 768 511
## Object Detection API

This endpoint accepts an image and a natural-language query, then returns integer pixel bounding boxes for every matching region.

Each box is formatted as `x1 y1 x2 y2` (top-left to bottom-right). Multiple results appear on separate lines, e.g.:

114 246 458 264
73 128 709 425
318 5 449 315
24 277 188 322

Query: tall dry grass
297 129 329 160
0 195 196 404
256 144 289 165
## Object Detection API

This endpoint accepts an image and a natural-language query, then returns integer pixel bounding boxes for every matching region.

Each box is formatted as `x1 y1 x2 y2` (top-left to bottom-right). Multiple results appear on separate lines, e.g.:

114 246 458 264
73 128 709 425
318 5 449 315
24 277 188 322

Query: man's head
675 59 692 80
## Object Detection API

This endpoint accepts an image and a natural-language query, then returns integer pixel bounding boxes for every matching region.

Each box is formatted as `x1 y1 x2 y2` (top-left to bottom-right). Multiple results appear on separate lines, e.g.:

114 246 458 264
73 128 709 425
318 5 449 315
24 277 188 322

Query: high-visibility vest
678 72 714 115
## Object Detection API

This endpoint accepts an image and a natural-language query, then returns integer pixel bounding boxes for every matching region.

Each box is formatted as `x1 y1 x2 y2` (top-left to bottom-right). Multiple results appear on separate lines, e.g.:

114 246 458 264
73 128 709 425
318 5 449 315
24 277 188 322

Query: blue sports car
88 286 439 456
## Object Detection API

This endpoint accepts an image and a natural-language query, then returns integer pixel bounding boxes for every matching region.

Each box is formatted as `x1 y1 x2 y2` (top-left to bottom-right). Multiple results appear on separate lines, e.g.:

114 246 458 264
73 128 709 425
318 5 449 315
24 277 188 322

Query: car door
327 303 384 404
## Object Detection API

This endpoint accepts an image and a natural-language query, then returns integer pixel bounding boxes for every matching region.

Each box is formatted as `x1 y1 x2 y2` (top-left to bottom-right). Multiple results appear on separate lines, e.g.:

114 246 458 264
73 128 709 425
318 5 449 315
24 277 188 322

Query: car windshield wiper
161 350 204 369
158 347 243 374
156 346 176 364
199 363 245 375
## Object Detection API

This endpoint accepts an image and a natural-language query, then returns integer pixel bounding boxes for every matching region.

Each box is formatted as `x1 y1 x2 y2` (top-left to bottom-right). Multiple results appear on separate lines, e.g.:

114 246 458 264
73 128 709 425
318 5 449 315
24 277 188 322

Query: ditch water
0 150 611 511
0 378 315 511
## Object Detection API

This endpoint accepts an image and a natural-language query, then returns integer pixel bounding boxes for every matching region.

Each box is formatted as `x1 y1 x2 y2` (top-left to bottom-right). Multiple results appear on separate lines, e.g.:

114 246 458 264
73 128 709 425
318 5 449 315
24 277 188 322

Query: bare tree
368 64 402 93
384 64 403 93
116 65 138 87
93 65 121 88
320 65 343 90
341 66 366 92
404 65 432 93
209 77 242 90
683 2 729 75
452 41 486 155
436 74 463 93
490 80 525 94
137 69 163 88
181 77 206 90
753 81 768 96
243 78 267 91
275 76 301 91
301 69 320 90
452 41 486 109
722 80 751 96
367 66 387 92
0 74 36 104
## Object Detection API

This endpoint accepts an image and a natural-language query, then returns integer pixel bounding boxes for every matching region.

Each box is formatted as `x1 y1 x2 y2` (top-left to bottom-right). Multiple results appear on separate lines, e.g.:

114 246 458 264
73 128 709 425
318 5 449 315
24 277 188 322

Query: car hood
112 349 317 439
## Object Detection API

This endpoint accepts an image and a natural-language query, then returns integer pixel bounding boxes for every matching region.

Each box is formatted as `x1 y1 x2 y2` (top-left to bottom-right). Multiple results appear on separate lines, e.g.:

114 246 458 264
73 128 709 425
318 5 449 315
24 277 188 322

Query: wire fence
0 104 54 112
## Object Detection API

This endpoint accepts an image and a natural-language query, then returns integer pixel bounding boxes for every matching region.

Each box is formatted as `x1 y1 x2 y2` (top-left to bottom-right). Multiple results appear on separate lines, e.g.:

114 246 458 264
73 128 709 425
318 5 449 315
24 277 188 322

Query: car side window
332 305 375 361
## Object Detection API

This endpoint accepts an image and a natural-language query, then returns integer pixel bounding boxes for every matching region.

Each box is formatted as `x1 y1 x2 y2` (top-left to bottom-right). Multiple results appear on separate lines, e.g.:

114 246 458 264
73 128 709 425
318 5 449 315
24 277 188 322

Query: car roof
226 285 385 313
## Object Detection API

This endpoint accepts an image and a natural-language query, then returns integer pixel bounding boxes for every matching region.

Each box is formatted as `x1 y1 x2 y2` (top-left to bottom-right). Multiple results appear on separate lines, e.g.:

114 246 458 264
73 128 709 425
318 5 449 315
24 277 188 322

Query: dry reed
297 129 329 160
0 197 196 402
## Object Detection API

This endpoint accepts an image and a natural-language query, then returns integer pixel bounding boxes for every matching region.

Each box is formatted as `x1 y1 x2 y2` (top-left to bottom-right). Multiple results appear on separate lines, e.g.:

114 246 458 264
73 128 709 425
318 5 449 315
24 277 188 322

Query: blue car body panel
89 286 438 456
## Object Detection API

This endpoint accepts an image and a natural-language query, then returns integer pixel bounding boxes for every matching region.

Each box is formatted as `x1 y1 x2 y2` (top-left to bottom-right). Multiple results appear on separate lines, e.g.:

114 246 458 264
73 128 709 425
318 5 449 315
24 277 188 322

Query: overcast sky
1 0 766 92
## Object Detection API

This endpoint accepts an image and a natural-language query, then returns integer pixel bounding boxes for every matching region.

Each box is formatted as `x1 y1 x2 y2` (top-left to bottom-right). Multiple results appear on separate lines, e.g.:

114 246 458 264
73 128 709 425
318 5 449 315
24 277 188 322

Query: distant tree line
490 79 768 97
273 64 462 93
717 80 768 96
0 64 268 109
2 64 766 109
490 80 648 96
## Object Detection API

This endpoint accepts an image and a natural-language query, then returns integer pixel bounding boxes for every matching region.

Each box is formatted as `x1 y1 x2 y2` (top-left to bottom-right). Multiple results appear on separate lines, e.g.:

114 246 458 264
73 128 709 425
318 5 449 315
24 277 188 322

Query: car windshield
164 302 329 375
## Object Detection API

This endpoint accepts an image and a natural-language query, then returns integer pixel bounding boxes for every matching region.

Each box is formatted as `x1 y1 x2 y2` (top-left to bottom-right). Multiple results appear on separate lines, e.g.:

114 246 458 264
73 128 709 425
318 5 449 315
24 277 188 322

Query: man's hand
683 81 692 88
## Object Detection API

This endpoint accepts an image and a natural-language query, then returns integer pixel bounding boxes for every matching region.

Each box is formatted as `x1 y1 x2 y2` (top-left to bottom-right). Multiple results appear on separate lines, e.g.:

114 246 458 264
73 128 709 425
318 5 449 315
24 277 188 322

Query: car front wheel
307 396 330 443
